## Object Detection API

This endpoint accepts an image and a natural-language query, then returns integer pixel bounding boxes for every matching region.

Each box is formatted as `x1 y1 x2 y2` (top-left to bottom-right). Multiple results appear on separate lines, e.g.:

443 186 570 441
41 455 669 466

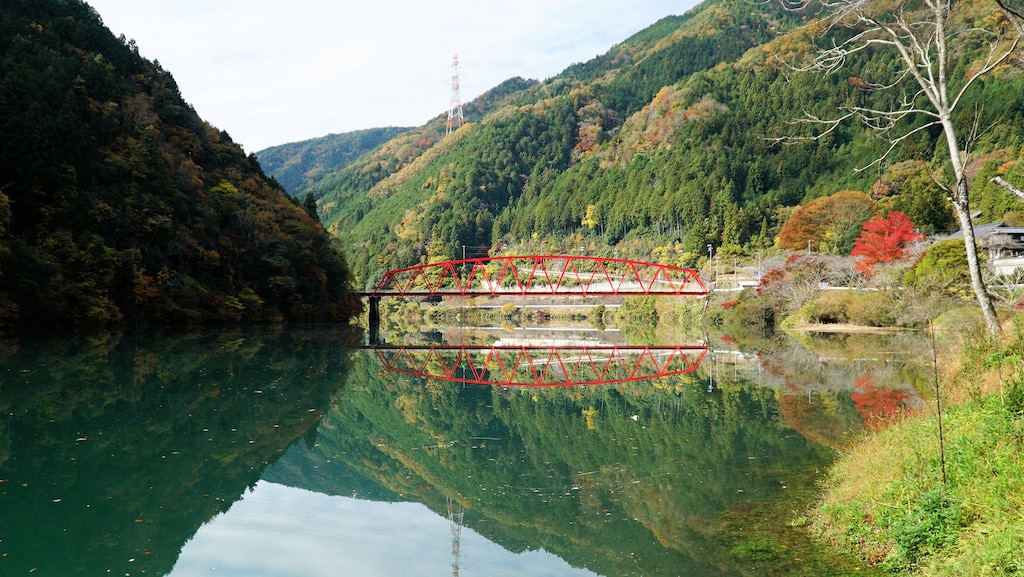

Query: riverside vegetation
706 250 1024 576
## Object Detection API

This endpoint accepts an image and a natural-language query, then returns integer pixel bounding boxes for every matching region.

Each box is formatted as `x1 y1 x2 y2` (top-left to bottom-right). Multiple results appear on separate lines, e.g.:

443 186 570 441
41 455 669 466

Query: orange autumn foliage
778 190 876 253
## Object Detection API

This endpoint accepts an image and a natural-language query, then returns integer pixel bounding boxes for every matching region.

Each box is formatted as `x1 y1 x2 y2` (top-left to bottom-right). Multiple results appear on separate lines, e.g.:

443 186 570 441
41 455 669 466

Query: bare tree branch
853 120 943 172
771 0 1023 334
992 176 1024 201
994 0 1024 33
950 34 1021 112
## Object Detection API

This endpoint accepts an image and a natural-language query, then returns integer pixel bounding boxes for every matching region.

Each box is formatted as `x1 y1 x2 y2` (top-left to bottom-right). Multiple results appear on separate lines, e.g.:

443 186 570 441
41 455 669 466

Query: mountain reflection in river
0 326 928 576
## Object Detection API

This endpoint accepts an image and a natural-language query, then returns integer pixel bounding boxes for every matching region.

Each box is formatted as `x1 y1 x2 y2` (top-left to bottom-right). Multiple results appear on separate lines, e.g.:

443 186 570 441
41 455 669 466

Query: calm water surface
0 325 931 576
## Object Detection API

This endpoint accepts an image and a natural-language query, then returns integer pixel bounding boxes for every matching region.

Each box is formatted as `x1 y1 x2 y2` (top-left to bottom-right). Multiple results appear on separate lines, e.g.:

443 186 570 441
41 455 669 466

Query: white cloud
86 0 697 151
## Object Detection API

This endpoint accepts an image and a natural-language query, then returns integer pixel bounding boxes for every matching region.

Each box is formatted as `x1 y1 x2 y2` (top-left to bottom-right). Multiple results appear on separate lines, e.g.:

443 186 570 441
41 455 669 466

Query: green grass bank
808 320 1024 576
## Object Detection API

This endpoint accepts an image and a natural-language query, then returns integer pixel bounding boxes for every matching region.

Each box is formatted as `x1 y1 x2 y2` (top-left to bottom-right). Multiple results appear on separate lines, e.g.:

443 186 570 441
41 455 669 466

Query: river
0 324 933 576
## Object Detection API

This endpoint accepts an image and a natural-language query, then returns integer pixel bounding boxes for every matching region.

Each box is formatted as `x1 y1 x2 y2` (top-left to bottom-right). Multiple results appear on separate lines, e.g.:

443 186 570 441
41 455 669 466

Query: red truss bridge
369 345 709 387
366 255 708 297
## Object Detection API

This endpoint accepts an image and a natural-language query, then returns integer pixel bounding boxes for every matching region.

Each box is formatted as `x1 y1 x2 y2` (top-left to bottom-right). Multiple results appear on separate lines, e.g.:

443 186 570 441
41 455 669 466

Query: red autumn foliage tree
850 211 925 275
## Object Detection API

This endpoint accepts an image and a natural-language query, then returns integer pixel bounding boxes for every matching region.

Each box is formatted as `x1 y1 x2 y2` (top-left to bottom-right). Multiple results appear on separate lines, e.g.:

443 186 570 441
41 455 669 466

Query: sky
168 481 598 577
85 0 699 152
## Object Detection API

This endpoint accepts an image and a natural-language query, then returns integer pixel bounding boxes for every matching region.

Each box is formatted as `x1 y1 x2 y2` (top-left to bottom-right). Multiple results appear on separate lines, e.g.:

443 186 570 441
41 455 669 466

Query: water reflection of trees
743 331 931 447
0 327 357 577
0 325 921 577
276 350 842 576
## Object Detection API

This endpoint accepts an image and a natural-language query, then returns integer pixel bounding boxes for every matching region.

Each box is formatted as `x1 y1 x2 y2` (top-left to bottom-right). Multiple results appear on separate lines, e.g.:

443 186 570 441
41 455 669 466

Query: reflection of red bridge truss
367 255 708 297
369 345 709 386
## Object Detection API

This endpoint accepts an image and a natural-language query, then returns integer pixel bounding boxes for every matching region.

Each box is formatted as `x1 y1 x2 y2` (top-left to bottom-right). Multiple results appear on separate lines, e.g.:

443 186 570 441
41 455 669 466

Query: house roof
940 222 1024 241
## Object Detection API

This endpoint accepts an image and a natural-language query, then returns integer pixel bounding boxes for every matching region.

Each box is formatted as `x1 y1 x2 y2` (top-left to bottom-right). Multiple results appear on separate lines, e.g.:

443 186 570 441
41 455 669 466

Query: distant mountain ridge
257 127 412 193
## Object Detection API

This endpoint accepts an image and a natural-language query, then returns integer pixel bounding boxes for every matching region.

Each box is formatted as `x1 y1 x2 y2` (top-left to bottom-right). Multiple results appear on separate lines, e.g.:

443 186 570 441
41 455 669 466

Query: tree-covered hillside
256 127 412 193
265 0 1024 290
0 0 361 329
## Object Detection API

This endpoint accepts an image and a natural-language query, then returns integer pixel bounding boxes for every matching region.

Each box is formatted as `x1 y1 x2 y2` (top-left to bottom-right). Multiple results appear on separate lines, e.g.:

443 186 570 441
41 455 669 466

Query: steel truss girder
369 255 709 297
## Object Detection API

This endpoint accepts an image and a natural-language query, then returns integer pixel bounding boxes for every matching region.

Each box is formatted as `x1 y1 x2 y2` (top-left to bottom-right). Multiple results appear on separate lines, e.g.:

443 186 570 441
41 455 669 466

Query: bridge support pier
368 296 381 345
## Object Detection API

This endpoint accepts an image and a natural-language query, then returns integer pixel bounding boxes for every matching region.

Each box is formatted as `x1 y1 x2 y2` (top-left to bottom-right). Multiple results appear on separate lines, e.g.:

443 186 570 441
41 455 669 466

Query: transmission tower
446 54 464 135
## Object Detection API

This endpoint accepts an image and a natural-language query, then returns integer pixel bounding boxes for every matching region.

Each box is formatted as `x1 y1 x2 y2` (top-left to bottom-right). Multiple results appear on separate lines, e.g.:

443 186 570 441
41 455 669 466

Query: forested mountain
0 0 361 330
256 127 412 193
261 0 1024 290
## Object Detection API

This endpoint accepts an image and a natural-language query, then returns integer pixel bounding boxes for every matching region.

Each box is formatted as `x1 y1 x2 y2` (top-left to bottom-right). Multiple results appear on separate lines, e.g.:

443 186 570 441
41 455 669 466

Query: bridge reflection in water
366 344 708 386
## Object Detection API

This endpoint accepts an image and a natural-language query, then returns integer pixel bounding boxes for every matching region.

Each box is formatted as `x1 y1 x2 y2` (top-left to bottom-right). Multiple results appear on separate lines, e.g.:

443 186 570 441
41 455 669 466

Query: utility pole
707 244 714 290
446 54 464 135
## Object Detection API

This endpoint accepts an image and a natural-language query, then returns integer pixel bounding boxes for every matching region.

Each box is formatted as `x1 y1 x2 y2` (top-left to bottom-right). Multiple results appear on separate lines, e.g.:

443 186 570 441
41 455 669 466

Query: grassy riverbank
808 320 1024 576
